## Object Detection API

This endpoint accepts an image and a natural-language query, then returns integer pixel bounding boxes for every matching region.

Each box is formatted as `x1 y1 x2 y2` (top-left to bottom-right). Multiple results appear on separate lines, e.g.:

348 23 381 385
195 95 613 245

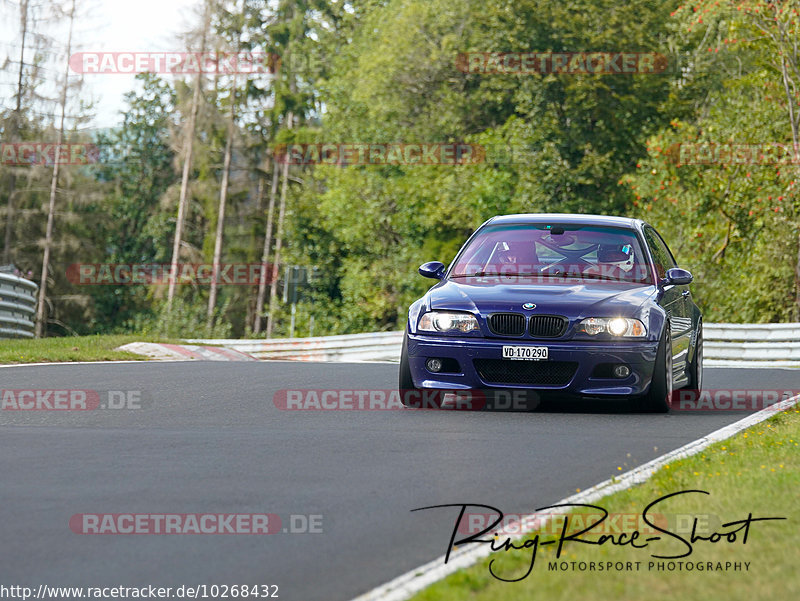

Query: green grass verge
411 406 800 600
0 335 178 364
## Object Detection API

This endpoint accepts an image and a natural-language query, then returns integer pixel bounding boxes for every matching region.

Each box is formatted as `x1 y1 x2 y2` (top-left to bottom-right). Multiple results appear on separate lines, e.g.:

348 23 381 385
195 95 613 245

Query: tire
683 320 703 394
640 326 673 413
399 333 424 408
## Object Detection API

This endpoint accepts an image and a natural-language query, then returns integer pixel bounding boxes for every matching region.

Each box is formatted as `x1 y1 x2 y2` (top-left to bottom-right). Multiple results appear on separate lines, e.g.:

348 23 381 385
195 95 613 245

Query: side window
643 227 677 280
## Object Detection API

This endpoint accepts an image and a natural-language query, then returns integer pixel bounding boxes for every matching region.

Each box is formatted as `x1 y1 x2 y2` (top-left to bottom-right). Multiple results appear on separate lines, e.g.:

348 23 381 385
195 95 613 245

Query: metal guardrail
185 331 405 362
0 272 38 339
703 322 800 366
703 322 800 342
189 323 800 366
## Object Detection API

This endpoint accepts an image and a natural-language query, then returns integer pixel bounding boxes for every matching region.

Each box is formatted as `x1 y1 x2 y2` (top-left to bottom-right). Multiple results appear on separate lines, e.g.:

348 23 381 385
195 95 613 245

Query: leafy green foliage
625 0 800 322
7 0 798 337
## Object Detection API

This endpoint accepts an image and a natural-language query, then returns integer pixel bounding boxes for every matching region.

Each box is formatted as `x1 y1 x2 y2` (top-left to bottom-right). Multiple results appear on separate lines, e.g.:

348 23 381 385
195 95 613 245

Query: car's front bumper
407 332 659 397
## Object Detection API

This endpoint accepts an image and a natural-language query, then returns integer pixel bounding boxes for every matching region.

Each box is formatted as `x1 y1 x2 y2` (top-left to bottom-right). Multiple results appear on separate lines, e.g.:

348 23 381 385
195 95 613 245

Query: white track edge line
350 394 800 601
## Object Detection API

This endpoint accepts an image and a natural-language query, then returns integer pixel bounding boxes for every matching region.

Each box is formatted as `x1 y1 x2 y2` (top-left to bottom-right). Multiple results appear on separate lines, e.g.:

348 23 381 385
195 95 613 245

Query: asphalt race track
0 362 797 600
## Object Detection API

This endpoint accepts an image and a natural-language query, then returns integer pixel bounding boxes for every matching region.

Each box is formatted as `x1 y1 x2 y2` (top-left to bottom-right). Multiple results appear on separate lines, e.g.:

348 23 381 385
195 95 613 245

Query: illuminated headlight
577 317 646 337
418 311 480 334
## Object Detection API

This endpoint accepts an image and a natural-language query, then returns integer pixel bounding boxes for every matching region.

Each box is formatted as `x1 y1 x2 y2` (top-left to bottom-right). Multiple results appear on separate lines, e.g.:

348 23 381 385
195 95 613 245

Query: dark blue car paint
405 214 702 398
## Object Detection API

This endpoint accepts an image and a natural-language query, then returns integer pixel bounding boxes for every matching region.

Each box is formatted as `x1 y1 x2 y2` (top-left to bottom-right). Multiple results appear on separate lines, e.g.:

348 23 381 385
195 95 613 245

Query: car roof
484 213 643 229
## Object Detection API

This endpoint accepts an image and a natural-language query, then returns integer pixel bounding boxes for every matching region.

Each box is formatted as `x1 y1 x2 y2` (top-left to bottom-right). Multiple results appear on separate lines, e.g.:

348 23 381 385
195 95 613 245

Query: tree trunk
167 0 210 307
266 112 293 338
245 176 265 332
207 80 237 326
3 0 29 265
35 0 74 337
253 159 280 334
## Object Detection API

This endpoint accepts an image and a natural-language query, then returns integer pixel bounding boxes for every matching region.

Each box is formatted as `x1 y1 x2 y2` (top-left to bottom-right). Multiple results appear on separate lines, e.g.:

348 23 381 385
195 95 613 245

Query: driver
604 244 635 271
587 243 636 279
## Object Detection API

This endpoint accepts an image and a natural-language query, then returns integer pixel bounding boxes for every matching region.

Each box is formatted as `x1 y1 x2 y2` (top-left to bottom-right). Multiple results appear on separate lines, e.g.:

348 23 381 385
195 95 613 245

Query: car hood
428 278 657 317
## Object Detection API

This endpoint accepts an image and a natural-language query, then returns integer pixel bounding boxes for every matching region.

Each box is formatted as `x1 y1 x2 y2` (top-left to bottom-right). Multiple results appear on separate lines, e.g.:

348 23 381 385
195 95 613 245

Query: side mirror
664 267 693 286
419 261 446 280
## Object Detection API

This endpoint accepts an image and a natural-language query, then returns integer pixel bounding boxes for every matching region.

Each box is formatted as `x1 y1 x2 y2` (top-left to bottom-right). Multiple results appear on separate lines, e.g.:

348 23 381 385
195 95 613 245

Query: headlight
577 317 646 337
418 311 480 333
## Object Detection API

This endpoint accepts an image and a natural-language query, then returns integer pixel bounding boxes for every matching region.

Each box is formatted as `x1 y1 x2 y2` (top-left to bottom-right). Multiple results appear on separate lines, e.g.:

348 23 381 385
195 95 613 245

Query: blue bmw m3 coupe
400 213 703 412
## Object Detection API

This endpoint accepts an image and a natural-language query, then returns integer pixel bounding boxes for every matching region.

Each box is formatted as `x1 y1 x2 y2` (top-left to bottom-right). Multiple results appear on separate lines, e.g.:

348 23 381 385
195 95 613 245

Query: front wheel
639 327 673 413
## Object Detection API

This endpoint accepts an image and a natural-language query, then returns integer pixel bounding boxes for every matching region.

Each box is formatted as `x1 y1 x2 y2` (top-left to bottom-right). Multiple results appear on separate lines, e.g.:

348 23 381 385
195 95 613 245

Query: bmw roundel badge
522 303 536 310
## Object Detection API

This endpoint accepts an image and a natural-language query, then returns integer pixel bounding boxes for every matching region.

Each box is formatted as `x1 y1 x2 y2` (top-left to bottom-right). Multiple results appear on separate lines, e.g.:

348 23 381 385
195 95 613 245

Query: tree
90 73 177 331
167 0 212 307
288 0 679 332
36 0 77 337
625 0 800 322
253 160 279 334
1 0 50 265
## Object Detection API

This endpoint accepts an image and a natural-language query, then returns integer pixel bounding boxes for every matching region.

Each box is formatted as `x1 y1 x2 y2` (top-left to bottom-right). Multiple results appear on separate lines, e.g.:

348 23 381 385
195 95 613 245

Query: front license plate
502 346 548 361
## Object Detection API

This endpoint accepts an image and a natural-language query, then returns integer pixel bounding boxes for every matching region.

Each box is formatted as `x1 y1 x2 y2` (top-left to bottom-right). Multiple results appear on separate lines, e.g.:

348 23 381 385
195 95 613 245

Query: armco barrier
185 331 405 362
188 323 800 366
703 322 800 366
0 271 38 338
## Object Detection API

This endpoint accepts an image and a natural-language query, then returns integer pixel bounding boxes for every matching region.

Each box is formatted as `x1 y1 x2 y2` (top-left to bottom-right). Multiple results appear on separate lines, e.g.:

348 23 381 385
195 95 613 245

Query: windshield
449 223 653 284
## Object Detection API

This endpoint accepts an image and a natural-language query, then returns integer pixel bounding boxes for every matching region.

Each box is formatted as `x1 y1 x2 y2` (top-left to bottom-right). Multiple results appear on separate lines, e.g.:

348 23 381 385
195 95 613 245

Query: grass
411 406 800 600
0 334 179 364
